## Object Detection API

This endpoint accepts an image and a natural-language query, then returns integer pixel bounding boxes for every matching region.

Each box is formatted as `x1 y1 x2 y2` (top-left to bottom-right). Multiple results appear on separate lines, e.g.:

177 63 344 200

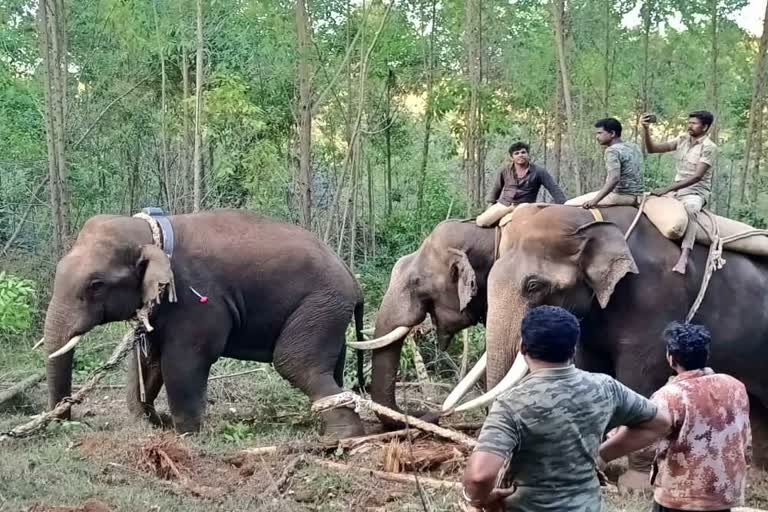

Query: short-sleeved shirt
487 163 567 206
475 366 657 512
604 141 644 195
651 368 751 511
667 134 718 202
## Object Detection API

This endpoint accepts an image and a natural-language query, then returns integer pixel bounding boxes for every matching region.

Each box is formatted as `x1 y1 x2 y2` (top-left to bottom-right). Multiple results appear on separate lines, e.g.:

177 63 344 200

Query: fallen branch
0 371 45 406
273 455 306 493
312 392 477 448
0 328 139 442
233 429 419 458
310 457 462 490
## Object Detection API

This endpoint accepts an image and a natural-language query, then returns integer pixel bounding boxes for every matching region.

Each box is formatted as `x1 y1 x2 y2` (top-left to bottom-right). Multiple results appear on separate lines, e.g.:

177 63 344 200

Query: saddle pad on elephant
694 213 768 257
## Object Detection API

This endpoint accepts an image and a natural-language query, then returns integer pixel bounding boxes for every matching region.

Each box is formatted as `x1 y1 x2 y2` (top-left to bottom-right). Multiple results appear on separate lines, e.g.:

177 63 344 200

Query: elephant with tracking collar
42 208 366 438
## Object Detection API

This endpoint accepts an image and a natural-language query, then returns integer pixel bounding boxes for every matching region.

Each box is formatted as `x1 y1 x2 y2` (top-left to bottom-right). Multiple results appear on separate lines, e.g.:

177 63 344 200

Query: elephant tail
354 300 366 393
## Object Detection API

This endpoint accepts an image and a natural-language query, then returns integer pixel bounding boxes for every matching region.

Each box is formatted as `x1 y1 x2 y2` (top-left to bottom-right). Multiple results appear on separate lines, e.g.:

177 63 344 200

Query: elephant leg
613 345 667 491
161 351 212 433
272 296 365 440
749 396 768 469
126 341 167 427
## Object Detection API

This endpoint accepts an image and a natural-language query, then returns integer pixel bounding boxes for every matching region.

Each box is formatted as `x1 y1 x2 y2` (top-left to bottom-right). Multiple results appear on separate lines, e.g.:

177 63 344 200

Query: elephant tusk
452 352 528 413
347 326 411 350
441 352 487 412
48 335 82 359
32 337 45 351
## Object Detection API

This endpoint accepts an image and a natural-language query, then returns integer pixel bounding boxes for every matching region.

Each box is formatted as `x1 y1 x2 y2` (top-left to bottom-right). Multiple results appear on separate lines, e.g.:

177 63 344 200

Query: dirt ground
2 357 768 512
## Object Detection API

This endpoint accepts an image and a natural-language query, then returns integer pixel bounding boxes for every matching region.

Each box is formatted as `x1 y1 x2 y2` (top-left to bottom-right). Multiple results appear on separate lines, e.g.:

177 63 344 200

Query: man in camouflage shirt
461 306 671 512
567 117 644 209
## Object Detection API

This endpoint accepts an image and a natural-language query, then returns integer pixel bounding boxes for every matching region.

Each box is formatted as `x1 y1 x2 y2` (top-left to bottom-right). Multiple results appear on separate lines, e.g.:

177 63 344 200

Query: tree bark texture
193 0 204 212
741 0 768 203
296 0 313 229
38 0 69 257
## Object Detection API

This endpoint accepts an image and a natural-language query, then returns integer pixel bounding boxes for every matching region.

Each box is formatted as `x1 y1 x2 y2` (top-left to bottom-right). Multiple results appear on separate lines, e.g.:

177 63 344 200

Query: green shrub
0 271 36 338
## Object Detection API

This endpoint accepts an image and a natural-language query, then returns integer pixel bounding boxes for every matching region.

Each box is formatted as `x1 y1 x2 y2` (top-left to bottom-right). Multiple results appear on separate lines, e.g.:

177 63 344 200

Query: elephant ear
576 222 638 309
448 248 477 311
137 245 177 306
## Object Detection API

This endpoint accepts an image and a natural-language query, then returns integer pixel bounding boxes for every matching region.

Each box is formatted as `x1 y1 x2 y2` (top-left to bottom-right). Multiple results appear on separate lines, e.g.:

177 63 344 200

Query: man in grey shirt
461 306 671 512
567 118 644 209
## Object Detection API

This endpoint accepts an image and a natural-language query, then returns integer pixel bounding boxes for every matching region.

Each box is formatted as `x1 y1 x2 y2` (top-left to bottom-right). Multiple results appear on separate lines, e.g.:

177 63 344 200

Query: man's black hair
594 118 623 137
689 111 714 130
520 306 580 363
663 321 711 371
508 141 530 155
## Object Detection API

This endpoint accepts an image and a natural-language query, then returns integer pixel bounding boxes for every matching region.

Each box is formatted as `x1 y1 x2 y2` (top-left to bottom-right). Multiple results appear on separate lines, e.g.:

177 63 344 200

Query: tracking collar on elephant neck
133 207 175 259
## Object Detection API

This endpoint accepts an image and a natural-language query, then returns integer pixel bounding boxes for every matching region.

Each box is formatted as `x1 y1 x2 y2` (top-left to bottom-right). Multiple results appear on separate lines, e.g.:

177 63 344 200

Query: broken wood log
382 438 467 473
0 371 44 406
233 429 420 459
309 457 462 490
0 328 138 442
311 392 477 449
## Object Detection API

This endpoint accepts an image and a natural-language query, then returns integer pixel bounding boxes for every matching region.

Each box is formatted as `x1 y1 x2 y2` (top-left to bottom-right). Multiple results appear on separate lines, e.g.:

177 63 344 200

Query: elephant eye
524 276 546 295
88 279 105 293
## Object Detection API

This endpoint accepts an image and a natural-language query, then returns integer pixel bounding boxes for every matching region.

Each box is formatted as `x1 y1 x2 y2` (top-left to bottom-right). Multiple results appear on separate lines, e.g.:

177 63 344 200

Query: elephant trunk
369 297 425 414
43 301 76 414
485 285 528 390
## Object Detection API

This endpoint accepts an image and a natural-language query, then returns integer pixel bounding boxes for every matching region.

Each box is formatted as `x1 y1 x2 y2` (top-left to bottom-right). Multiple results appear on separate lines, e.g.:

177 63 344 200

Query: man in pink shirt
650 322 751 512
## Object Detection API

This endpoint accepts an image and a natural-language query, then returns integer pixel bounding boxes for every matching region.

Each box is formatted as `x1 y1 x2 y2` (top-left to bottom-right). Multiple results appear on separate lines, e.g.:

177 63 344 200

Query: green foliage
0 272 36 338
221 420 256 443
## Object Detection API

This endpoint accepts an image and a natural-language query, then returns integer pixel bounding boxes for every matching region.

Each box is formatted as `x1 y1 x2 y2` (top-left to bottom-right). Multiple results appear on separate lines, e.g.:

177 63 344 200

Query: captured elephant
349 220 497 425
446 204 768 467
42 209 366 438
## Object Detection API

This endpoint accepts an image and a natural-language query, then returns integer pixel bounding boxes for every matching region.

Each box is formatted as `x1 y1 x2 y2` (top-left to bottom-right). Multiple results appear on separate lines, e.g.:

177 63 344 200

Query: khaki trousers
476 202 517 227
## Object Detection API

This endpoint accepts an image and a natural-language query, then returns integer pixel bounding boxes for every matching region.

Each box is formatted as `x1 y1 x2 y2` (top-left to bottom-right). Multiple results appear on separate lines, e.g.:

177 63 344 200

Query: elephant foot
617 469 652 493
320 407 365 440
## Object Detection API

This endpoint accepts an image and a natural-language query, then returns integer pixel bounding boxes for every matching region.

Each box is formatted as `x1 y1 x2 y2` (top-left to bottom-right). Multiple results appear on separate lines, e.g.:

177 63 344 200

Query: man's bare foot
672 250 689 275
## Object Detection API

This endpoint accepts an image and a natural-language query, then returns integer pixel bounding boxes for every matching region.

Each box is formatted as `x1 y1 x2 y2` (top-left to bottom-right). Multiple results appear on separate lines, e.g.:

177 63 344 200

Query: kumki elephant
349 219 497 426
41 208 366 438
444 204 768 475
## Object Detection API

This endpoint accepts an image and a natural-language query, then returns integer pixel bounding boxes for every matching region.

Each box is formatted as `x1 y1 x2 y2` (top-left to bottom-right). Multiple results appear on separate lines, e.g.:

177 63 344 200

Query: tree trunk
602 0 611 114
296 0 313 229
193 0 204 212
153 0 170 210
38 0 68 257
708 0 720 143
553 64 563 183
741 0 768 203
552 0 577 194
386 68 394 215
463 0 482 214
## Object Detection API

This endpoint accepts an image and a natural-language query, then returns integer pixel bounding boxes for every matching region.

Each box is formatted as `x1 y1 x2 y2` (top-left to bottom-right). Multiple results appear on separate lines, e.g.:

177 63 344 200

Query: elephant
41 208 366 438
446 203 768 471
350 219 497 426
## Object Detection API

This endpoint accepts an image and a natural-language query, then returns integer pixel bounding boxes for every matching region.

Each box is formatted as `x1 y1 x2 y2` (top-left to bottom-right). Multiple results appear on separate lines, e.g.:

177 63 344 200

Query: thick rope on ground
0 327 140 442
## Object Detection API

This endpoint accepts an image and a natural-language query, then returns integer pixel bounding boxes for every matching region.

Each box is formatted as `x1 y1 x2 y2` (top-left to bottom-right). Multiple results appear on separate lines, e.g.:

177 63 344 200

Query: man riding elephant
443 203 768 485
476 142 566 228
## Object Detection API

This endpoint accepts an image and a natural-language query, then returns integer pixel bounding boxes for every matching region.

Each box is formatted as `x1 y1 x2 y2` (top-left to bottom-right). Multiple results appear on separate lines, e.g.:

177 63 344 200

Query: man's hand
463 487 517 512
640 113 656 128
581 199 596 209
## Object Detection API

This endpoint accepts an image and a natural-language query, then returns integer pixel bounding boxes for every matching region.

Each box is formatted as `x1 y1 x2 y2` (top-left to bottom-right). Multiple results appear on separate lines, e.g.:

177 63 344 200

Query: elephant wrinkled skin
43 209 365 438
370 220 496 425
484 204 768 467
